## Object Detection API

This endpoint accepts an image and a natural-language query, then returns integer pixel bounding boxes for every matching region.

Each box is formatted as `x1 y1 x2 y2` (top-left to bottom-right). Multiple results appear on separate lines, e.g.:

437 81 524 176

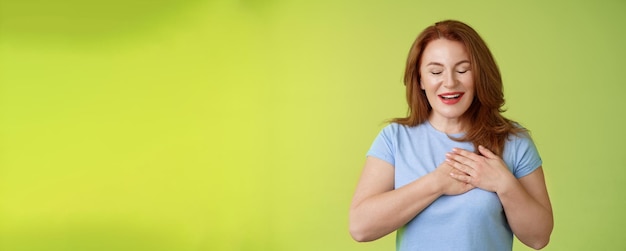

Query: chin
438 109 469 119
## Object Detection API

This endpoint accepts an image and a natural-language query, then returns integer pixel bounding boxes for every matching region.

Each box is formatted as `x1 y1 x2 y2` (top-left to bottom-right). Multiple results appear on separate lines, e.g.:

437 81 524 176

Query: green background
1 0 624 250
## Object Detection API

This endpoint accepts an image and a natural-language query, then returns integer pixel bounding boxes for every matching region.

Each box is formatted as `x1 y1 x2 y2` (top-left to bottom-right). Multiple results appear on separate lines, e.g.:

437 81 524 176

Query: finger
478 145 497 159
452 147 482 161
449 171 472 184
446 152 475 169
446 158 476 176
448 168 467 177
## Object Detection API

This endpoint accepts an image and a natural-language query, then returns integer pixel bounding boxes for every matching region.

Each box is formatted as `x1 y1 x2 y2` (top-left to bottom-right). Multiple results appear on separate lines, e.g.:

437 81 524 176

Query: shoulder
377 122 429 139
503 124 542 177
382 122 427 132
377 122 403 136
505 123 533 147
383 122 407 131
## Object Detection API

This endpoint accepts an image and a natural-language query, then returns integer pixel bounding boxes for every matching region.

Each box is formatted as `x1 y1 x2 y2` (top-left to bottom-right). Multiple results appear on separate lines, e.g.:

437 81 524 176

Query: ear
419 79 424 90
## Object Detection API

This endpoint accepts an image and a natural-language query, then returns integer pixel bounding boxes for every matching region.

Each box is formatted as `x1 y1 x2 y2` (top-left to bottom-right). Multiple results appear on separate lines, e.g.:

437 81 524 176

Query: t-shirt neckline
425 120 466 138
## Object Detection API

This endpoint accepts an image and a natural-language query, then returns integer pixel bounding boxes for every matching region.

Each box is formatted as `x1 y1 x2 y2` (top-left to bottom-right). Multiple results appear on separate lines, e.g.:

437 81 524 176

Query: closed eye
431 71 442 75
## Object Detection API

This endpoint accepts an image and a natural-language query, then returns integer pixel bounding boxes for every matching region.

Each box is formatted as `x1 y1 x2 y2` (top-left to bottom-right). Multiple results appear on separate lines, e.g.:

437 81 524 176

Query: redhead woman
349 20 553 251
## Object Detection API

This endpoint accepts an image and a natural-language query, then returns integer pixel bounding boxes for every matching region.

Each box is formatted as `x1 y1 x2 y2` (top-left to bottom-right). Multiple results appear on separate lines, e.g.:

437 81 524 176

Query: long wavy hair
392 20 524 156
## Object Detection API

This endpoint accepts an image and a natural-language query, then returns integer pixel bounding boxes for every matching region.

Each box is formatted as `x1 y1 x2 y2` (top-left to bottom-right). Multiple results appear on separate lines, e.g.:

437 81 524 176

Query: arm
447 146 553 250
349 156 474 242
498 167 553 249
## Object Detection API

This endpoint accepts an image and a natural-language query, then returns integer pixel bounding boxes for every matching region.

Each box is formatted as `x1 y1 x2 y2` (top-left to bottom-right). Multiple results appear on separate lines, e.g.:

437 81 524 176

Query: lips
438 92 464 105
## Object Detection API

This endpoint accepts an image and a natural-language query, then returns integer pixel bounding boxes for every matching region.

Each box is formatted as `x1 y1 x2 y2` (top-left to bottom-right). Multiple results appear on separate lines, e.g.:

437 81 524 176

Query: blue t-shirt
366 122 542 251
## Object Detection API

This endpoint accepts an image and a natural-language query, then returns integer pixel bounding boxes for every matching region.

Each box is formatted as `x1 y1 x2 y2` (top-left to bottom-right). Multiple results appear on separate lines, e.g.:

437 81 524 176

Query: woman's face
419 39 474 124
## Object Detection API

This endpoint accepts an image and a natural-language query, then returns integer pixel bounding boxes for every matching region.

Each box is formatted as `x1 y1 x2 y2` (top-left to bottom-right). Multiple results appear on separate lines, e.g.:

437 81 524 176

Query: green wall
1 0 624 250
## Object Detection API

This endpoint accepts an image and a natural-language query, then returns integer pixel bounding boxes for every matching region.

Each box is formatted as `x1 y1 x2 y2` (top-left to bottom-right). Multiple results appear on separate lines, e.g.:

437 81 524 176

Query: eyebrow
425 60 471 67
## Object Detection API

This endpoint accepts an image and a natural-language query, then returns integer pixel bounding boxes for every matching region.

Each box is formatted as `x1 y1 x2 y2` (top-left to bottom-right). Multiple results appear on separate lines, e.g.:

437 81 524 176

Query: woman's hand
431 160 475 196
445 145 516 193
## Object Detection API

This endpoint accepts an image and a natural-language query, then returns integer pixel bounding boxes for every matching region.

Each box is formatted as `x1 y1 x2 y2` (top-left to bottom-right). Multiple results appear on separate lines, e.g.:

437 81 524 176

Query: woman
349 20 553 250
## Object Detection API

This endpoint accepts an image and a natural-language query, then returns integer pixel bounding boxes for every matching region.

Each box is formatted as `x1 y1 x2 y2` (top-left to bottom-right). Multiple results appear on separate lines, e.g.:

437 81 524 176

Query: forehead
421 39 469 65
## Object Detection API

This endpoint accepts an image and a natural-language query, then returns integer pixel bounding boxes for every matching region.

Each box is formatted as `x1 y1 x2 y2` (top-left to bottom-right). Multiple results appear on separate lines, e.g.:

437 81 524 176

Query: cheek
419 77 437 91
460 75 474 88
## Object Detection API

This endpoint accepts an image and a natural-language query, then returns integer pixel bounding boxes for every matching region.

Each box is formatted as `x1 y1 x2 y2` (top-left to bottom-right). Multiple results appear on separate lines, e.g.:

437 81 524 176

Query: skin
349 39 553 249
419 39 474 134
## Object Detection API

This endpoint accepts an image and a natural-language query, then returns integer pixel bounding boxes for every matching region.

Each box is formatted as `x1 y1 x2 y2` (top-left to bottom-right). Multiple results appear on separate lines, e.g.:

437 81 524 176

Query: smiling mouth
438 93 463 100
438 92 464 104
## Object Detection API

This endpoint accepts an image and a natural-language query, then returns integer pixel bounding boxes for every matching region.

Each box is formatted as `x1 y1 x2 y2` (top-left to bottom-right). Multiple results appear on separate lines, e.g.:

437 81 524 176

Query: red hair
392 20 523 156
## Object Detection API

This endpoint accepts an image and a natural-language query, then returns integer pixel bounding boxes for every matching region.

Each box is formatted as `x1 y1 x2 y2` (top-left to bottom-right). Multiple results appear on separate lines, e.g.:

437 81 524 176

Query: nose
442 71 458 88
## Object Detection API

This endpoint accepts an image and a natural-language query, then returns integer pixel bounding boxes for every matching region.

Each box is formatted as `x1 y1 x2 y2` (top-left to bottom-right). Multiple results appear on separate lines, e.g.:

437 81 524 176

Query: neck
428 115 466 134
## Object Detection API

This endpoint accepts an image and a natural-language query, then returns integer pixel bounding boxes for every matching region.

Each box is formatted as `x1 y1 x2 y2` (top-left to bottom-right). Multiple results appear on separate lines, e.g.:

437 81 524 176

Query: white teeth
441 94 461 99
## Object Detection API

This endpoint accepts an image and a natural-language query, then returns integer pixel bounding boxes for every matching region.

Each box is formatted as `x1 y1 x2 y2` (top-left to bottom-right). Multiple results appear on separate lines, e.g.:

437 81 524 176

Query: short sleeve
366 124 397 166
509 133 543 178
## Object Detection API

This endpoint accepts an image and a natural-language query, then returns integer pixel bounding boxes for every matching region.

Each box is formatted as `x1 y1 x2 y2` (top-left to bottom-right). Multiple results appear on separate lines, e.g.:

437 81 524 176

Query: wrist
424 172 445 196
495 173 520 196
